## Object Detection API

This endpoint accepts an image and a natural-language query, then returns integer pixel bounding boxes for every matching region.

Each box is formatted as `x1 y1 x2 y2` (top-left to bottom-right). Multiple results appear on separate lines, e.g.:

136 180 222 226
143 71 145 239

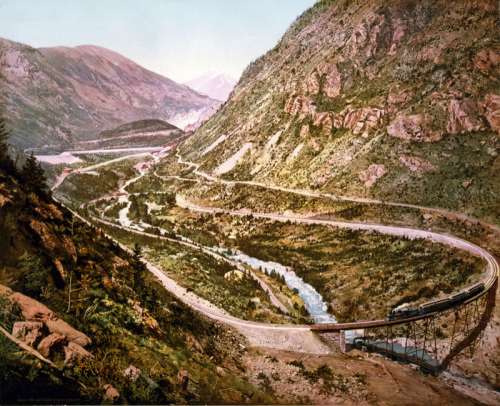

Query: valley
1 0 499 404
52 147 487 324
47 139 498 404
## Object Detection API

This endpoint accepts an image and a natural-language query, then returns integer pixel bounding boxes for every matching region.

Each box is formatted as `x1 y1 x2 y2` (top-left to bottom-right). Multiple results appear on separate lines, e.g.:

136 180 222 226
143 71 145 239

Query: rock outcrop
482 94 500 133
3 285 92 357
399 155 435 173
474 48 500 76
343 107 384 137
12 321 43 346
387 114 441 142
320 63 342 98
446 99 484 134
359 164 386 188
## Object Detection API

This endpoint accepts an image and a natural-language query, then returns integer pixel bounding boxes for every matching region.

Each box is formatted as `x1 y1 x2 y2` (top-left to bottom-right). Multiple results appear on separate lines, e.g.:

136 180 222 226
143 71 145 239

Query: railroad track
52 148 499 356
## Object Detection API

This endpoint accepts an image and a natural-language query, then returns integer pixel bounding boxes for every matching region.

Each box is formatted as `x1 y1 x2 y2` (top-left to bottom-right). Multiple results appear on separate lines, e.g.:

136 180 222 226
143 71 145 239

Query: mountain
180 0 500 224
0 38 219 150
186 72 237 101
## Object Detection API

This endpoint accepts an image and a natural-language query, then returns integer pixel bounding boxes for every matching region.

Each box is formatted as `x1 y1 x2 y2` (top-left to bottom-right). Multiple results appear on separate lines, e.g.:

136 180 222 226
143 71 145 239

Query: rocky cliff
0 38 218 150
180 0 499 224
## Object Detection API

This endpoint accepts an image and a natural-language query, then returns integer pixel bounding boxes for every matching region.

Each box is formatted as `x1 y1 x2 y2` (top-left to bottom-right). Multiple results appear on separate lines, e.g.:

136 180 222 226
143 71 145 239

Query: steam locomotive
387 282 484 320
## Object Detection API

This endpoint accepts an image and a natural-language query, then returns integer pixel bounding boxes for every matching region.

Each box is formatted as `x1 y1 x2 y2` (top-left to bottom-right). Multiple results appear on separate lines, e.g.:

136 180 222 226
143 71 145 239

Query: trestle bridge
311 264 498 374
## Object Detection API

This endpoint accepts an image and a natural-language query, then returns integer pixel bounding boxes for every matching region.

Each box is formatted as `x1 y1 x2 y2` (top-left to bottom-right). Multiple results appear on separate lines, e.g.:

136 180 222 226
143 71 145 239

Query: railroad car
388 282 485 320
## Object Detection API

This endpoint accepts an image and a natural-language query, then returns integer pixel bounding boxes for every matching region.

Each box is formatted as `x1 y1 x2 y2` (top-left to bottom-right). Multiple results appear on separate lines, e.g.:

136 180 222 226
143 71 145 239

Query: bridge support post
339 331 347 352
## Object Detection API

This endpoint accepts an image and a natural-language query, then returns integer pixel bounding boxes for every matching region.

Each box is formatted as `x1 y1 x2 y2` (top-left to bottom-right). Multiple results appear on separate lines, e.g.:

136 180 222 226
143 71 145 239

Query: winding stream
214 248 337 323
112 176 338 323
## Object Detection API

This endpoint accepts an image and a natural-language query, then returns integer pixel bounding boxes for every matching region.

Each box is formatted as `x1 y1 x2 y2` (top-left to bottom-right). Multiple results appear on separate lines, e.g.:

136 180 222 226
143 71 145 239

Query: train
387 282 485 320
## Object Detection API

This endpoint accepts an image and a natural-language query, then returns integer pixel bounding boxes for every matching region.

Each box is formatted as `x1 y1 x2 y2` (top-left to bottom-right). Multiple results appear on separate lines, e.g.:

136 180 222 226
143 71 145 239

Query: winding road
176 152 500 235
51 147 499 354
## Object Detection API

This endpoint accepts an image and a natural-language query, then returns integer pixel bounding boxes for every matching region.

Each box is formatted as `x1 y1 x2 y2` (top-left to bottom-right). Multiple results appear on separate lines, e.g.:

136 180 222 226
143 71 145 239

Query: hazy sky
0 0 316 82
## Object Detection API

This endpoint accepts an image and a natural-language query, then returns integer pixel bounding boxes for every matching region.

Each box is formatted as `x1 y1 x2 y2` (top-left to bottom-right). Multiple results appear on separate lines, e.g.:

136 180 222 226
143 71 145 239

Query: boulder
123 364 141 382
37 332 65 358
482 93 500 133
447 98 484 134
462 179 473 189
399 155 435 173
103 384 120 403
11 321 43 346
45 318 91 347
359 164 386 187
177 369 189 390
5 286 91 347
10 292 54 321
64 342 93 366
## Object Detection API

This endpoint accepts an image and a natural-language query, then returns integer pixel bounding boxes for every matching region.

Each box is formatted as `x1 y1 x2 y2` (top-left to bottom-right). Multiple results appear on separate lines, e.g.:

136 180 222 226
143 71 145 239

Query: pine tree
132 243 142 262
21 152 48 194
132 243 147 294
0 117 14 173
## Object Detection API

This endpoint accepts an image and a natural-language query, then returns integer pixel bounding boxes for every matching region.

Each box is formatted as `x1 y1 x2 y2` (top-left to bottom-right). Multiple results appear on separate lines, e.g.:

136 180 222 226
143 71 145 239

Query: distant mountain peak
185 72 237 102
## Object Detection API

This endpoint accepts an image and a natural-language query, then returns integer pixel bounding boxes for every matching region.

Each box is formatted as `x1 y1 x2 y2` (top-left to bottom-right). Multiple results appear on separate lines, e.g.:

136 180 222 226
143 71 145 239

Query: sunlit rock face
0 38 218 149
181 0 499 223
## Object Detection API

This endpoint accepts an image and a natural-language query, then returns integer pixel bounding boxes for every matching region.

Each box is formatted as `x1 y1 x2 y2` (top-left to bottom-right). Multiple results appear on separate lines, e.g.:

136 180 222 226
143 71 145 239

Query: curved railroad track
52 147 499 354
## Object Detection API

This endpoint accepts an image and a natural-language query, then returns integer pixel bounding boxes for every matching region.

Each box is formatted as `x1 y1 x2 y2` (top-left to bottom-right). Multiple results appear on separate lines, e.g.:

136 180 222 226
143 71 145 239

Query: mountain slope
186 72 237 101
0 38 218 150
74 119 185 149
180 0 500 224
0 163 268 403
